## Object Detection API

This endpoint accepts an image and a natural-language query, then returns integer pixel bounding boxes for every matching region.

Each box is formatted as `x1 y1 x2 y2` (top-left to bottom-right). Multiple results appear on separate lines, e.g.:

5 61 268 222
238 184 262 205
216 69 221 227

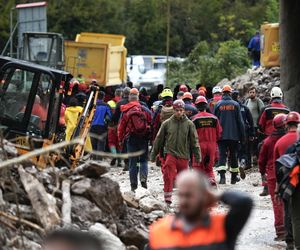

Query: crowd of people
61 78 300 250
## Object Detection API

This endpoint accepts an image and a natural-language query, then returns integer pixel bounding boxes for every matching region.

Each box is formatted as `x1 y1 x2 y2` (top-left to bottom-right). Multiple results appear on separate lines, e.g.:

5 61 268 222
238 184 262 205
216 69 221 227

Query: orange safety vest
149 214 228 250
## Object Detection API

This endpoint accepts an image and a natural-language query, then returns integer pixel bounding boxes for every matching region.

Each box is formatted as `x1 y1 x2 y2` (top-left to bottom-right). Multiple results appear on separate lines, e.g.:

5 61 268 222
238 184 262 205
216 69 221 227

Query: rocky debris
0 141 151 250
217 66 281 101
139 196 166 213
89 223 126 250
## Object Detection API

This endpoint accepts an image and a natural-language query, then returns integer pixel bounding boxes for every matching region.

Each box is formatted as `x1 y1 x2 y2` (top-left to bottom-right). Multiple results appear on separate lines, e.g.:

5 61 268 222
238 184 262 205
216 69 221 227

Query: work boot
131 184 137 192
259 185 269 196
239 166 246 180
286 242 294 250
123 162 129 171
141 181 147 189
219 171 226 185
274 234 285 242
110 158 116 166
231 173 240 185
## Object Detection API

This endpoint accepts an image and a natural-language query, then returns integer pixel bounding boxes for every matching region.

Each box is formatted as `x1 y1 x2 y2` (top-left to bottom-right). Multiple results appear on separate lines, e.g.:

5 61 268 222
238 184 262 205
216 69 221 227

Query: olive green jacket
150 114 201 162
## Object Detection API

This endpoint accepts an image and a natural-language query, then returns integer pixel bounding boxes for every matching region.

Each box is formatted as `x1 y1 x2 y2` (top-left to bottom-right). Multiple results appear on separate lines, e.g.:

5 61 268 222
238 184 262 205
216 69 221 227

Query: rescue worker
259 87 289 136
274 111 300 248
150 100 201 204
148 170 253 250
258 114 287 241
151 88 174 141
192 96 222 186
209 86 222 112
244 86 265 165
176 91 184 100
107 88 123 109
248 31 261 67
90 91 112 157
118 88 152 191
232 90 255 170
112 87 131 123
64 97 92 152
214 85 245 184
149 84 164 108
182 92 198 118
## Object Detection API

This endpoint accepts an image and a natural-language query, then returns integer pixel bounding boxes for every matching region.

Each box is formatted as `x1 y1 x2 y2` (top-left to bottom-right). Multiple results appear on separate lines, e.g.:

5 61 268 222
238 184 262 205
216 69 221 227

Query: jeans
218 140 238 173
90 125 107 154
284 200 294 245
127 136 149 188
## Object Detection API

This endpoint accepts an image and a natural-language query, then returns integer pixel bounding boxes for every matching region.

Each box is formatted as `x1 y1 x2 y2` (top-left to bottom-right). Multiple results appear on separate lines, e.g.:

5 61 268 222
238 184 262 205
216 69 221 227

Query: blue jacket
92 100 112 127
214 95 245 141
248 34 260 52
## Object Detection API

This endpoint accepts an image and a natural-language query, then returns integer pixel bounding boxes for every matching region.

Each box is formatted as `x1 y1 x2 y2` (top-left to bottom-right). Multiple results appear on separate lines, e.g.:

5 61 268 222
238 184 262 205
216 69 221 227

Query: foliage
0 0 278 56
168 39 250 89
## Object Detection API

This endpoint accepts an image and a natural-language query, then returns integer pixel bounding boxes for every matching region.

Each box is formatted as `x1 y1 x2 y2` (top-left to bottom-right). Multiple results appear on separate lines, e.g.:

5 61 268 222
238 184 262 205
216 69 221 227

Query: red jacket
258 101 289 136
258 131 285 179
192 111 222 143
118 101 152 143
274 131 298 161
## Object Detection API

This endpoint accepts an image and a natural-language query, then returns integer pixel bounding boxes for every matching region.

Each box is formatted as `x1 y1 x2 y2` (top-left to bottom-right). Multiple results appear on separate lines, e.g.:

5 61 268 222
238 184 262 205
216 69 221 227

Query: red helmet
179 84 188 92
273 113 287 129
182 92 193 100
195 96 208 105
173 100 185 109
286 111 300 124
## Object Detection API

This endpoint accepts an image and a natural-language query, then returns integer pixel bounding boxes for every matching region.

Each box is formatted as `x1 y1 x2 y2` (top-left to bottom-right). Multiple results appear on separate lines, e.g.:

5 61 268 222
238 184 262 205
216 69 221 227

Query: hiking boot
131 185 137 192
274 234 285 242
110 158 116 166
156 157 161 167
141 181 147 189
219 171 226 185
123 164 129 171
231 173 240 185
259 185 269 196
239 166 246 180
244 164 252 171
117 161 122 167
286 242 294 250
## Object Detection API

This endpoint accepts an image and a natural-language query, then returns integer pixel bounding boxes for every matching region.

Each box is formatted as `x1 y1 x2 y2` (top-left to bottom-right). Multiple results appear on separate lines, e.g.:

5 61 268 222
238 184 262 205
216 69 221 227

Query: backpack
127 106 149 137
160 106 174 123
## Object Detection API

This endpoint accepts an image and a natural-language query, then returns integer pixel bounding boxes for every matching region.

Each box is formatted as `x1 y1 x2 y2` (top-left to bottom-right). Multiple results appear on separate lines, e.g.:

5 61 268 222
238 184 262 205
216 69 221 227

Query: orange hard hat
195 96 208 105
182 92 193 100
198 86 207 93
130 88 139 95
222 85 233 93
286 111 300 124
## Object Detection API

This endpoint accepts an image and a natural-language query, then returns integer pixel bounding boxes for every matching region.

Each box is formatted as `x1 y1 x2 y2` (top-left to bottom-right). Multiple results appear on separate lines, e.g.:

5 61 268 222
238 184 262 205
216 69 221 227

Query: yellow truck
65 33 127 86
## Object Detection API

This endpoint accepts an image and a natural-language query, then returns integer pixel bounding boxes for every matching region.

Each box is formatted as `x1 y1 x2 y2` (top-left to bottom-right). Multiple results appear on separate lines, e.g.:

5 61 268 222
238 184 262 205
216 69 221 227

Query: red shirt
274 131 298 161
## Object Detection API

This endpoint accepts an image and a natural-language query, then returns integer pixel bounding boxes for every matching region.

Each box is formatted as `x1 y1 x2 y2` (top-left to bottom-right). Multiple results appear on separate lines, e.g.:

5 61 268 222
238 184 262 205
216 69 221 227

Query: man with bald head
148 170 253 250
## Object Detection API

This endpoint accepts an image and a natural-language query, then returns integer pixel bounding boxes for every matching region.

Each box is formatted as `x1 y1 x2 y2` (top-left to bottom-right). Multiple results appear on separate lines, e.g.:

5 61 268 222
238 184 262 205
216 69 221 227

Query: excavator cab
0 56 72 156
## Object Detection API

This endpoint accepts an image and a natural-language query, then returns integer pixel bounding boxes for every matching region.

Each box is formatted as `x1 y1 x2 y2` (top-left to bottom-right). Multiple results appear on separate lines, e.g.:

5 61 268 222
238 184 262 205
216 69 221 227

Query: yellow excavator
0 56 98 168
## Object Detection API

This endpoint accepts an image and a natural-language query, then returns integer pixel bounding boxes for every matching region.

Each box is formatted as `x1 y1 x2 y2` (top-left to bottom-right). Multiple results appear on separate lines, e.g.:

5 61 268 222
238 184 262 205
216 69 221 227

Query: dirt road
109 163 286 250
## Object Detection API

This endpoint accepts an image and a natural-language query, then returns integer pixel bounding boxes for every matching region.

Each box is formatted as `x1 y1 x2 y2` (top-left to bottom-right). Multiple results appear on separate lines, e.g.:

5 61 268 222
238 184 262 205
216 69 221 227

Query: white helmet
212 86 222 94
271 87 283 99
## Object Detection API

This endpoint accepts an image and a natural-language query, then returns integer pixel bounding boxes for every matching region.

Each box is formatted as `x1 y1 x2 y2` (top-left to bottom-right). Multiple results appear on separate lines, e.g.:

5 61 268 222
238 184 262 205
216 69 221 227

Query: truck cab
22 32 64 70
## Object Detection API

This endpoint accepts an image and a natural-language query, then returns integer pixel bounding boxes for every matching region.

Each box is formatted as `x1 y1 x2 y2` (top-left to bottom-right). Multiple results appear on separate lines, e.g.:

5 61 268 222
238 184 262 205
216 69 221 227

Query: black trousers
218 140 239 173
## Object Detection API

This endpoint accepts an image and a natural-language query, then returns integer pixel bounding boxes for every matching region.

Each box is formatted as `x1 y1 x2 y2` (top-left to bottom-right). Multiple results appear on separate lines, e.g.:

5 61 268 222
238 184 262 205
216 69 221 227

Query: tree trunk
280 0 300 111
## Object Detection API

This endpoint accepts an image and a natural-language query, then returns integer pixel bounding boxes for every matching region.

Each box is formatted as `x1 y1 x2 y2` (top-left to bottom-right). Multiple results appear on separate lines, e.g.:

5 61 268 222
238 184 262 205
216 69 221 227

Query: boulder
135 187 151 201
89 223 126 250
71 178 92 195
75 161 109 178
119 225 148 250
139 196 166 213
71 195 104 224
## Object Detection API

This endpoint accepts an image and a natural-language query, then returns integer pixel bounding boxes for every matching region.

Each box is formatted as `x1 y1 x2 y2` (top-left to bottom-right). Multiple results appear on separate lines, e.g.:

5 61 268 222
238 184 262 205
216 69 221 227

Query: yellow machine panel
261 22 280 67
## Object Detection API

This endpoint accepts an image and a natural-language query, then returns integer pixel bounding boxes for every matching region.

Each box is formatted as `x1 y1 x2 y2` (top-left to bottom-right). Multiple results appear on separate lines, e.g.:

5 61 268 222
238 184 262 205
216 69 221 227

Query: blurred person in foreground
147 170 253 250
43 229 102 250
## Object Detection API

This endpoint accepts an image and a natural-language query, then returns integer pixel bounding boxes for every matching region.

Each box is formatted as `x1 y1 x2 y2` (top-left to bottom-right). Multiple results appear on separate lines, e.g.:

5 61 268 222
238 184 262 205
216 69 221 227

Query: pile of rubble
0 140 166 250
218 66 281 100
